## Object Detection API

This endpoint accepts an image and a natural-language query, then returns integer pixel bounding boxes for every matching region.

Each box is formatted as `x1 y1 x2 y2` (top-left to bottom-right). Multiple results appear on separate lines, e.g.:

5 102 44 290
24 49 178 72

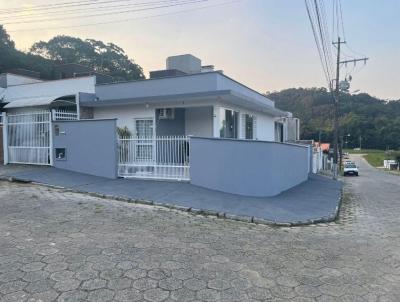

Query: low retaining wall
190 137 310 197
53 119 118 179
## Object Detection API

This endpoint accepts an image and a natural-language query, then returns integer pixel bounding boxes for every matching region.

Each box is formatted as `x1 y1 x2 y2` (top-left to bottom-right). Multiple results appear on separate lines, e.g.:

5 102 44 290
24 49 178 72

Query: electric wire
304 0 334 89
0 0 181 14
0 0 188 21
7 0 239 32
2 0 207 25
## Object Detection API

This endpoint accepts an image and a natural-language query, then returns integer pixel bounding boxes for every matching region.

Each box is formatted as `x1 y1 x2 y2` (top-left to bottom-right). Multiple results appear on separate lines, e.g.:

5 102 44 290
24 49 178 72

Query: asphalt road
0 156 399 302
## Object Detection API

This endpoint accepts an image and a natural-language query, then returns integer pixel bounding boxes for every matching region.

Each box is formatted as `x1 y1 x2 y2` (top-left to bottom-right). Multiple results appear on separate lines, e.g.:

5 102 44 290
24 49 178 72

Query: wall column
212 105 220 138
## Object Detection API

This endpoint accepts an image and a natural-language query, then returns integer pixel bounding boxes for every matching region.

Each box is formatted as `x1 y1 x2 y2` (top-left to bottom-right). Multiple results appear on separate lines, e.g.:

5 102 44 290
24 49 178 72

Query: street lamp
345 133 351 149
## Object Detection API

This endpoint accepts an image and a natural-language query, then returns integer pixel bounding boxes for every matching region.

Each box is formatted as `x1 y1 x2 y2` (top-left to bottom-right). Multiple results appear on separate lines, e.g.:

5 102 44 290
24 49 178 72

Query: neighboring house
54 63 113 84
320 143 330 154
0 72 96 119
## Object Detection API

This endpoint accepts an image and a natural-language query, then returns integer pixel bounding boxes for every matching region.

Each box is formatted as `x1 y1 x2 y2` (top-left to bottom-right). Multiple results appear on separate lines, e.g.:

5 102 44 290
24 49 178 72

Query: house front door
134 118 155 162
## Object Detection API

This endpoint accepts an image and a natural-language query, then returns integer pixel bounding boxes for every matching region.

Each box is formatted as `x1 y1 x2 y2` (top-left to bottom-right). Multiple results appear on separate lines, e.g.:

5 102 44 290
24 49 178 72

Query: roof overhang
81 90 289 117
4 95 75 109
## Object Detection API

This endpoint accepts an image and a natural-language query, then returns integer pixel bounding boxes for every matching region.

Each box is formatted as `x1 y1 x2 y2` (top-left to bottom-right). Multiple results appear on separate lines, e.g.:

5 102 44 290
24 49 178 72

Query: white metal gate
118 136 190 181
4 111 52 165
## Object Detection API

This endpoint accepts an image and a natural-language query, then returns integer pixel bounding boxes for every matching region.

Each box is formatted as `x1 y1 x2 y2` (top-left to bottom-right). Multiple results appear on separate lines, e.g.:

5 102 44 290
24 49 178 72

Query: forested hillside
0 25 144 81
268 88 400 150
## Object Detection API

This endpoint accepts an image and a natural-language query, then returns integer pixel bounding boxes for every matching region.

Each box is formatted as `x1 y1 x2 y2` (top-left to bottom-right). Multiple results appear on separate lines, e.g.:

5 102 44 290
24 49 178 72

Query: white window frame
133 117 155 162
134 117 155 138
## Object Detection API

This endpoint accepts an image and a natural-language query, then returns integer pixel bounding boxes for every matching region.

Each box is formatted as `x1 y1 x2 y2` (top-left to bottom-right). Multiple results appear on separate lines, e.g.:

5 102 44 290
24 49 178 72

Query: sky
1 0 399 100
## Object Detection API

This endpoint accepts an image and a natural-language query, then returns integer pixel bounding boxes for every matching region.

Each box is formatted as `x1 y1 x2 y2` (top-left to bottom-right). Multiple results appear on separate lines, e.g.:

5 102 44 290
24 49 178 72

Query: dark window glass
219 109 238 138
245 114 253 139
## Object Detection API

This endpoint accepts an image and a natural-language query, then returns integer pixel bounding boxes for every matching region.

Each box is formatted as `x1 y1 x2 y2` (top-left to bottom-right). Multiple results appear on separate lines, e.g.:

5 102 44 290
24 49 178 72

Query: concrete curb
0 176 344 227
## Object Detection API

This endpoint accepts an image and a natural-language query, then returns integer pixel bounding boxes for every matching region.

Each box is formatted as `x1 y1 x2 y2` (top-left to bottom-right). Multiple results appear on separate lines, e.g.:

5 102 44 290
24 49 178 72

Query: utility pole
331 37 368 179
332 37 345 179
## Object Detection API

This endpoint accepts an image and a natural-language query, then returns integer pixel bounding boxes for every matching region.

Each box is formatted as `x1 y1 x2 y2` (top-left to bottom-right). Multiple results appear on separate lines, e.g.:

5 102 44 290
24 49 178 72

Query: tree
0 25 14 49
0 26 62 78
30 35 144 81
268 88 400 150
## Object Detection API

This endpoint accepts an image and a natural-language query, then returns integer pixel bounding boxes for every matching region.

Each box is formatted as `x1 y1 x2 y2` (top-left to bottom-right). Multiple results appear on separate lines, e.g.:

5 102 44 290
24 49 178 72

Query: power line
0 0 193 21
305 0 330 86
334 0 367 58
0 0 175 14
304 0 334 89
319 0 334 69
337 0 346 39
8 0 239 33
314 0 334 79
2 0 207 25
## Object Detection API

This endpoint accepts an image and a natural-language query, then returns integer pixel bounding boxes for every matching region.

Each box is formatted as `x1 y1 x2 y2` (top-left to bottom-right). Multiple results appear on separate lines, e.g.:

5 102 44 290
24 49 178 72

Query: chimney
166 54 202 74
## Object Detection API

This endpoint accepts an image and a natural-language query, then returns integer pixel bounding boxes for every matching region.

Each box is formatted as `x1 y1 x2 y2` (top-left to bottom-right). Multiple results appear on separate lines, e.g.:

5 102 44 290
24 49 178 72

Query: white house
79 54 298 142
0 73 96 119
0 55 308 196
1 55 299 142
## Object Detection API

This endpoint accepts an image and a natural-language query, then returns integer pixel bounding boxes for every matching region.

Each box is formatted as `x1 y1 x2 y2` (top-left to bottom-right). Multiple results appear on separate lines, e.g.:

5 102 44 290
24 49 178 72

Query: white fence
52 109 78 121
118 136 190 181
5 111 52 165
312 147 323 173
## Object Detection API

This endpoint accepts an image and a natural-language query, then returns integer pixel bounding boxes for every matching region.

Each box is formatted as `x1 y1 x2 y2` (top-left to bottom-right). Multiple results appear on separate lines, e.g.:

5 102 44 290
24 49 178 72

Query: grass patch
343 148 384 154
363 152 386 167
350 149 400 168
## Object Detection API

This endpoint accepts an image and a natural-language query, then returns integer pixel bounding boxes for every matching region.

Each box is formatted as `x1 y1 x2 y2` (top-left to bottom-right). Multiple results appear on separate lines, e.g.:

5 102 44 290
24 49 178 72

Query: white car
344 163 359 176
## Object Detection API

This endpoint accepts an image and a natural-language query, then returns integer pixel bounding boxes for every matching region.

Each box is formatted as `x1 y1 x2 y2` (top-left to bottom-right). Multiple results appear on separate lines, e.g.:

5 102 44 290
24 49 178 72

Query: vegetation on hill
268 88 400 150
0 25 144 81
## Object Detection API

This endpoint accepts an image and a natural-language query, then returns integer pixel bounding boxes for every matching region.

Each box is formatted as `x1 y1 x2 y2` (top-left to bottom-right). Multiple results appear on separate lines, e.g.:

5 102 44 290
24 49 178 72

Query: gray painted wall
155 108 185 136
185 107 213 137
53 119 118 179
190 137 309 197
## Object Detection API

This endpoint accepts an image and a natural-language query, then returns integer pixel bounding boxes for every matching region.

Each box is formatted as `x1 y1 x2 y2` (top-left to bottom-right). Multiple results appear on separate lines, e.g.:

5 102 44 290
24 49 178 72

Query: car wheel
355 172 359 176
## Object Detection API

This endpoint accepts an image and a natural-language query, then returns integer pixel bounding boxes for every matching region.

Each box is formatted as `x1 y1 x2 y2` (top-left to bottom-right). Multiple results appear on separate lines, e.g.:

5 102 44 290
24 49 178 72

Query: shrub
117 126 132 138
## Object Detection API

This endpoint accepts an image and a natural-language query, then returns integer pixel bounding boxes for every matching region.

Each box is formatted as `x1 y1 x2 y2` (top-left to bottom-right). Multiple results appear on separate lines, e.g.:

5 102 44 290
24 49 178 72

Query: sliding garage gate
3 111 53 165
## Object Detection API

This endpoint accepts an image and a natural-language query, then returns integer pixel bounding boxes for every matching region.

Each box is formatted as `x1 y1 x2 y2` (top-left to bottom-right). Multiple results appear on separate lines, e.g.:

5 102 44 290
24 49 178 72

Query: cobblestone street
0 155 399 301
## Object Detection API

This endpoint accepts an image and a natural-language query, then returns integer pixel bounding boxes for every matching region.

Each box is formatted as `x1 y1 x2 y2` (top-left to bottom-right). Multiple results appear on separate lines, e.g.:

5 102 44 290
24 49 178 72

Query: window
134 119 154 161
55 148 66 160
135 119 154 138
244 114 254 139
219 109 239 138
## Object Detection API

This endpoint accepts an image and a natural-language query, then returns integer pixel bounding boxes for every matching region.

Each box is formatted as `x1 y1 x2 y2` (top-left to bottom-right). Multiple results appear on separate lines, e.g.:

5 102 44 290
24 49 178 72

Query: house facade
1 54 299 143
0 55 308 197
0 73 96 119
82 54 297 142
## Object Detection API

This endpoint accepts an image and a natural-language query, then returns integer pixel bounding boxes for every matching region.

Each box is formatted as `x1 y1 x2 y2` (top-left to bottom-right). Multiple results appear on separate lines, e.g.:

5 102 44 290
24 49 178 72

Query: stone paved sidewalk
0 165 342 225
0 161 399 302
